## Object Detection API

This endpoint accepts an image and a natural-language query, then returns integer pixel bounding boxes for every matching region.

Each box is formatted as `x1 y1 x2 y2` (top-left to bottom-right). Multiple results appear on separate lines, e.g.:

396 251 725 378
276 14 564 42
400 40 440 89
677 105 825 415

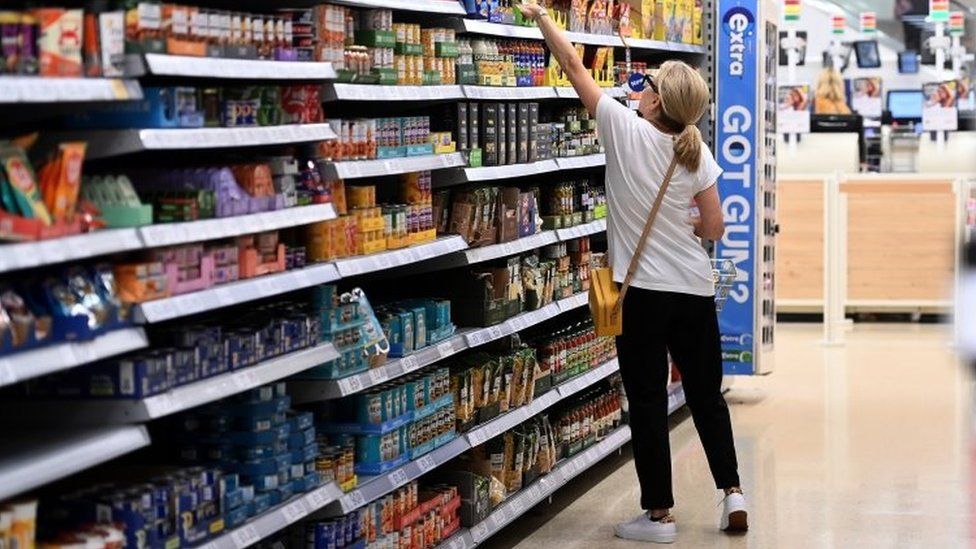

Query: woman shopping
517 2 747 544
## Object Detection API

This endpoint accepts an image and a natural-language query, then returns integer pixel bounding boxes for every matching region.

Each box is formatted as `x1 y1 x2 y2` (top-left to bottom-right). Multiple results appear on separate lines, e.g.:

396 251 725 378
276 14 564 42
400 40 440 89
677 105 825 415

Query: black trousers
615 287 740 510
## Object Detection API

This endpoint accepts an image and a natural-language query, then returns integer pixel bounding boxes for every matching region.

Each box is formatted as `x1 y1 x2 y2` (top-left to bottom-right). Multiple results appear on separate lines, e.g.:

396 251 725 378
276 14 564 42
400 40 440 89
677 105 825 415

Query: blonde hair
655 60 710 172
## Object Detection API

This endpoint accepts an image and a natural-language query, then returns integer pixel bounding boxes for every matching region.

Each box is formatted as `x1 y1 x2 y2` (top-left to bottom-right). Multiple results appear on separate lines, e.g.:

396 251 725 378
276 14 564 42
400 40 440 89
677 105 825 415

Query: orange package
34 8 84 76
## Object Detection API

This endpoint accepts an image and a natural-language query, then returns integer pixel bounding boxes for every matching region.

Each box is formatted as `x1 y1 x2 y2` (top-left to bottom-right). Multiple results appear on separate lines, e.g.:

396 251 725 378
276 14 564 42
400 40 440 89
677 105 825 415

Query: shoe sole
723 510 749 533
614 527 677 544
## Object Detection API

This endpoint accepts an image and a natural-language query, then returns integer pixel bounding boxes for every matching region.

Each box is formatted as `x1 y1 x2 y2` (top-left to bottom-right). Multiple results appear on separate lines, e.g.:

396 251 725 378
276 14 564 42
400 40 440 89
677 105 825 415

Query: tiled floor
486 323 972 548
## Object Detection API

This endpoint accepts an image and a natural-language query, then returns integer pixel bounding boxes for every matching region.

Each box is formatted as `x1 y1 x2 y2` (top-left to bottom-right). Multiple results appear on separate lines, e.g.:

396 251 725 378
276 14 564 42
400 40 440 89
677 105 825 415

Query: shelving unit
0 426 151 501
125 54 337 80
74 123 338 160
0 77 143 104
9 343 340 424
0 228 144 274
322 153 467 180
324 83 466 102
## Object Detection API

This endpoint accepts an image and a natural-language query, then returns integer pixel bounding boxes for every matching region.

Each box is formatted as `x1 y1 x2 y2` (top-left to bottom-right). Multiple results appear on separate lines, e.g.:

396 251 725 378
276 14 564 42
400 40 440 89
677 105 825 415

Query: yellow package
693 0 703 45
653 0 668 41
680 0 694 44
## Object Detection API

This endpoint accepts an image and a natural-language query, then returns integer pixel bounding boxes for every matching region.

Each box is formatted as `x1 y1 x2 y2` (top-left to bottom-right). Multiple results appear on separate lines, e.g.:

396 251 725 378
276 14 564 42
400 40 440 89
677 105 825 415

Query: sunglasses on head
640 74 659 94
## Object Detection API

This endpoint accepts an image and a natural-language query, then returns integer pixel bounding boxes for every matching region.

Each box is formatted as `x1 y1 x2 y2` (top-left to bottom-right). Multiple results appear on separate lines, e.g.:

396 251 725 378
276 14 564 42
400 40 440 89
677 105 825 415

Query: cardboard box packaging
507 103 518 165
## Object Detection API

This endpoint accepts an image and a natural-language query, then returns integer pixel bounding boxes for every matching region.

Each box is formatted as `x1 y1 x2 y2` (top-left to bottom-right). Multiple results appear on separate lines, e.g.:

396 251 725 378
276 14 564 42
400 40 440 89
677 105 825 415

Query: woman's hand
516 2 547 21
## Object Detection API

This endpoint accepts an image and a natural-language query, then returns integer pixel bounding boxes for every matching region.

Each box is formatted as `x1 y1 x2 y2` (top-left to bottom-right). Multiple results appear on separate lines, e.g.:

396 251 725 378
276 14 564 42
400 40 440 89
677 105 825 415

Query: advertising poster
715 0 758 374
777 84 811 133
923 80 959 131
958 77 974 112
852 77 883 118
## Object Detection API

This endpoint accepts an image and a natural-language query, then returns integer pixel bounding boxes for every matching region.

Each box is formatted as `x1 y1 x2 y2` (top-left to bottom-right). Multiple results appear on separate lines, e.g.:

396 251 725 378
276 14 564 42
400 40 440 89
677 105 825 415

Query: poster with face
852 77 883 118
923 80 959 131
777 84 811 134
957 77 974 112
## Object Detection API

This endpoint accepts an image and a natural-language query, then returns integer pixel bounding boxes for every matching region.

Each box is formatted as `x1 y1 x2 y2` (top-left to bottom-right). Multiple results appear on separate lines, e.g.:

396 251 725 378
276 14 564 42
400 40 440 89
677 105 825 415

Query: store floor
487 323 972 548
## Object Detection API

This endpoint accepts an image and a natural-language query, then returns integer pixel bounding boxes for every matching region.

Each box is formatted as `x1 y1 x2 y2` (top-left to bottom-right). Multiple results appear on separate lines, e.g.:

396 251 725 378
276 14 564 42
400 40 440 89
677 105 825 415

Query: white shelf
289 331 471 403
554 218 606 241
438 383 687 549
462 86 559 100
0 328 148 389
0 228 143 274
554 87 627 99
554 154 606 170
332 0 466 14
556 292 589 314
463 232 560 264
127 54 336 80
457 19 543 40
198 481 344 549
15 343 339 424
334 236 468 278
446 159 561 184
139 204 337 248
0 425 150 501
456 20 706 54
135 262 341 323
324 83 465 102
323 153 466 180
332 356 624 515
0 76 142 104
81 123 337 160
464 299 564 349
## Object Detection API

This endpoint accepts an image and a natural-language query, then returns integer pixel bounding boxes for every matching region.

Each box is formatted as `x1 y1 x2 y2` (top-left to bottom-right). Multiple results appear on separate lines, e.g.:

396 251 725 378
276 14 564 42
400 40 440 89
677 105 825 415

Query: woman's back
595 96 722 296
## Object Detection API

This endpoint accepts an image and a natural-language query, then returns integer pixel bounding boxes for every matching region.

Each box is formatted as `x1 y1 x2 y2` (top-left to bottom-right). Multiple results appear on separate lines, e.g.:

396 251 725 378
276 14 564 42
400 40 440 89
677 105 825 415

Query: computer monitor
854 40 882 69
898 51 919 74
886 90 924 122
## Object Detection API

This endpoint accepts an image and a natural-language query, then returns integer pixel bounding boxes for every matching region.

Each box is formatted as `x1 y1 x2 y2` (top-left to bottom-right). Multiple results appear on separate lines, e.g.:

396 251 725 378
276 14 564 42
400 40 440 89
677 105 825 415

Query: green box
467 148 483 168
99 205 154 228
435 42 459 58
395 42 424 56
356 30 396 48
457 64 478 85
423 71 441 86
373 68 398 85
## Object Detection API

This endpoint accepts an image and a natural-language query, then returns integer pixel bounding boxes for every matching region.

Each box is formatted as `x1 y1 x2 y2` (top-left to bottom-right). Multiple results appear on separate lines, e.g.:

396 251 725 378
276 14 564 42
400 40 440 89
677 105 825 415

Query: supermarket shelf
463 231 560 265
15 343 340 425
331 0 466 14
126 54 337 80
140 204 337 248
462 86 559 100
438 383 687 549
289 331 471 403
322 153 466 180
0 76 142 104
555 87 627 99
554 153 606 170
441 159 561 185
463 299 566 349
334 236 468 278
324 83 465 102
455 20 706 54
0 425 151 501
330 355 623 515
197 481 344 549
555 218 607 241
0 328 149 389
0 228 143 274
135 263 340 323
76 123 337 160
556 292 589 314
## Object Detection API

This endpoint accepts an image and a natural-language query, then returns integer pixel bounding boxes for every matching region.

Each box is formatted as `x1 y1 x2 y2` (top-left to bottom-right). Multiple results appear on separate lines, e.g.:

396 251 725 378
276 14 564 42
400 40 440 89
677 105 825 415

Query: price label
368 368 388 386
487 326 504 341
281 500 309 523
467 429 488 447
388 468 409 488
447 535 470 549
508 316 527 332
230 525 260 548
465 330 487 347
344 489 366 509
383 160 398 175
416 454 437 474
509 495 525 515
400 355 420 373
305 487 330 509
527 484 543 502
0 359 15 386
234 369 260 390
471 522 490 541
342 375 364 395
436 341 456 359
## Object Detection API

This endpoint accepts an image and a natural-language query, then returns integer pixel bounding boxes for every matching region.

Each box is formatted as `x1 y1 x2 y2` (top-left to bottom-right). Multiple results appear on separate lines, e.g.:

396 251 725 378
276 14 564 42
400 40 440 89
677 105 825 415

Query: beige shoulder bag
589 157 679 337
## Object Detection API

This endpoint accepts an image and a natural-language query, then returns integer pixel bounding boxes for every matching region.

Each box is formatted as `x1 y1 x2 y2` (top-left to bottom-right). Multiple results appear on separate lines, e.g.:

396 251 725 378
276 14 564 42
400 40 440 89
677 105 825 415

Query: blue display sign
715 0 758 375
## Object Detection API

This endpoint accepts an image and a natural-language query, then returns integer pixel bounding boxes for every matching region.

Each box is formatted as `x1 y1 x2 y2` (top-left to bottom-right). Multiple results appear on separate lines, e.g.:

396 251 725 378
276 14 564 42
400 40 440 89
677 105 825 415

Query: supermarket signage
950 11 965 35
860 12 877 34
716 0 758 375
784 0 800 22
831 15 845 35
930 0 950 22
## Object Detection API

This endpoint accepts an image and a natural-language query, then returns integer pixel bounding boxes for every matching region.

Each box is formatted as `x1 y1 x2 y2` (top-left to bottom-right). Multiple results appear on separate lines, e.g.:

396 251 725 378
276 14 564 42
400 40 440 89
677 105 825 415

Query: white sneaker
720 490 749 532
614 512 678 544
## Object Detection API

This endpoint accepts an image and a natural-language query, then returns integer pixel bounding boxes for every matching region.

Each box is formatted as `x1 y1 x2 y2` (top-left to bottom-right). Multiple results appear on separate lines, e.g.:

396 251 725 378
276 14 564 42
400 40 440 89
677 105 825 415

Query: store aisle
487 323 971 548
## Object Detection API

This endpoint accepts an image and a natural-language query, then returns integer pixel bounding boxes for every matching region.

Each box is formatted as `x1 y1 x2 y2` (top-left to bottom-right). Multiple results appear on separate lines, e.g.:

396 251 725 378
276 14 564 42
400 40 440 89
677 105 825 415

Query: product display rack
0 0 714 546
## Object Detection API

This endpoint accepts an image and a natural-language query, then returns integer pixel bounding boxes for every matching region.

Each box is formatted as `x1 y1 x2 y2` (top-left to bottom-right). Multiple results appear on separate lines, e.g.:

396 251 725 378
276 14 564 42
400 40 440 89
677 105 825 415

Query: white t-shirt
596 95 723 296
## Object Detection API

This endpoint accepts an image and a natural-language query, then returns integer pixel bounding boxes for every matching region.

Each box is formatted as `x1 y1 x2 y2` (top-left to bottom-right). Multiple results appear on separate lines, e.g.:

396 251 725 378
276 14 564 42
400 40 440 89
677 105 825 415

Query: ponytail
673 124 702 172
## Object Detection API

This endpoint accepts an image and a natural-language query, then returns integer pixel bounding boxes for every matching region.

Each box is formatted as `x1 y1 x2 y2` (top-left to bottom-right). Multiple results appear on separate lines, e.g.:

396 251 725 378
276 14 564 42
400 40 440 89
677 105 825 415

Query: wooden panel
846 189 955 302
776 180 824 301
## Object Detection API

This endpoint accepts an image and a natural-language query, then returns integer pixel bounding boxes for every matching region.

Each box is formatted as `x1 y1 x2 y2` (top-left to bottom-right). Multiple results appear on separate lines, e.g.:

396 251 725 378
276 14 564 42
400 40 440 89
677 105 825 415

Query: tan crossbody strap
613 156 680 313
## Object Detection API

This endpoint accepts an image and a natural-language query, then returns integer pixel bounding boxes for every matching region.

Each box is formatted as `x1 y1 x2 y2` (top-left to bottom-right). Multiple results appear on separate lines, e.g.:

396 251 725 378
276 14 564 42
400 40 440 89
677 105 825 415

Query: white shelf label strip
332 153 466 179
144 54 336 80
138 124 336 151
139 204 336 248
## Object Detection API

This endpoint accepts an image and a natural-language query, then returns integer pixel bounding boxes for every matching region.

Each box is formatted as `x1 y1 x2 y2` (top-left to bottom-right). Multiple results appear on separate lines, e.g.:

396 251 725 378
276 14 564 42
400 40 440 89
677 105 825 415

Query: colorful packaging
34 8 83 76
0 144 51 224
